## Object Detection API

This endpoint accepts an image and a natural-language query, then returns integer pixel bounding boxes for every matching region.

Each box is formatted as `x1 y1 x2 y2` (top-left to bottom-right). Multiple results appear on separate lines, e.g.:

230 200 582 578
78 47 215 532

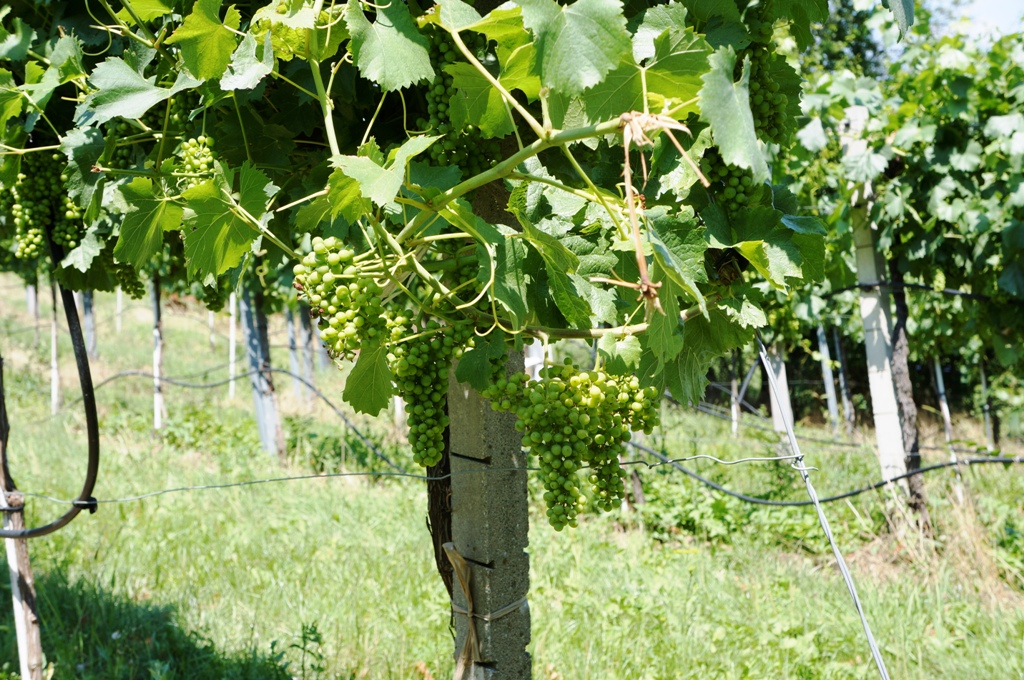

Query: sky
957 0 1024 37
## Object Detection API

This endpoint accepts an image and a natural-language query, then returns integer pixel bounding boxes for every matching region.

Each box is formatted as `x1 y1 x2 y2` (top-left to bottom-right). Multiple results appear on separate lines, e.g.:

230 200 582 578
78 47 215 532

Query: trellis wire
756 335 890 680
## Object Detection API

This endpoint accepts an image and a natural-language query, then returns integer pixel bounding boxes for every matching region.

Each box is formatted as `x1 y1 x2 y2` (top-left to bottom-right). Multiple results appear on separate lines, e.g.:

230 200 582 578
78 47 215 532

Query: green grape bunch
701 147 758 216
417 25 502 176
10 152 67 260
737 2 792 145
390 321 472 467
178 136 217 191
105 120 137 170
484 359 660 530
293 236 387 361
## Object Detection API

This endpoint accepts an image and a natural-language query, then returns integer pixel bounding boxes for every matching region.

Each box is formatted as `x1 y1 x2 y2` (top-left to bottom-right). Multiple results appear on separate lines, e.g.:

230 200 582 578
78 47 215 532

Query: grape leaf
771 0 828 49
647 267 685 363
445 62 515 138
597 333 642 373
0 70 23 133
665 306 753 405
221 32 274 91
571 274 616 324
0 10 35 61
75 58 200 126
516 0 631 97
183 181 255 278
455 332 506 391
881 0 915 38
333 136 437 208
632 4 689 62
343 342 394 416
346 0 433 91
647 212 707 311
492 233 530 330
698 47 768 184
164 0 241 80
60 127 106 215
116 0 173 23
431 0 484 31
182 164 277 279
114 177 185 268
61 228 106 275
327 168 368 222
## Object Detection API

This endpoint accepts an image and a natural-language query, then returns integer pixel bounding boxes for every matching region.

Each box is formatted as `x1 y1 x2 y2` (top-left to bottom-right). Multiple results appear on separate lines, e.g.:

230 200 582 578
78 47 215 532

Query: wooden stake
0 357 43 680
817 325 840 434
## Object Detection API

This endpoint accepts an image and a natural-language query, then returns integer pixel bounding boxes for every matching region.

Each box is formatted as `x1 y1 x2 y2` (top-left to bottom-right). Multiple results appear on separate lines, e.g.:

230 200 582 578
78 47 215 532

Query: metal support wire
756 336 890 680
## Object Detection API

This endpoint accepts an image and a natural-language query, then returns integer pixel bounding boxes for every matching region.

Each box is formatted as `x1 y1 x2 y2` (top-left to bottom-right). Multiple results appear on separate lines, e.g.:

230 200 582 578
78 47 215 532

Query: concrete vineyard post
817 324 840 434
84 290 97 359
286 308 303 400
228 292 237 400
767 346 794 434
852 209 907 485
447 352 531 679
240 286 284 458
152 274 164 430
49 280 59 416
933 357 964 499
980 363 994 452
833 328 855 434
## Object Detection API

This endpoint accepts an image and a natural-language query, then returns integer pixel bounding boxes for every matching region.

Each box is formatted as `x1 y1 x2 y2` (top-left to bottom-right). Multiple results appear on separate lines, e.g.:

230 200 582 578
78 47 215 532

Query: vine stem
395 118 623 244
469 299 707 340
447 28 544 140
310 61 340 157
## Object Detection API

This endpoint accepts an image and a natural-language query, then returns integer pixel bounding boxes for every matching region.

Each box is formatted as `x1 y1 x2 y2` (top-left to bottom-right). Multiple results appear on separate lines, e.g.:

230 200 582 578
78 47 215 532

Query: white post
83 290 97 359
152 275 164 430
767 346 794 434
817 324 840 433
25 282 38 347
730 351 740 437
208 310 216 350
524 341 544 380
49 282 60 416
116 286 123 334
852 209 907 484
980 363 994 452
933 357 963 497
228 292 237 400
286 308 302 400
833 328 855 433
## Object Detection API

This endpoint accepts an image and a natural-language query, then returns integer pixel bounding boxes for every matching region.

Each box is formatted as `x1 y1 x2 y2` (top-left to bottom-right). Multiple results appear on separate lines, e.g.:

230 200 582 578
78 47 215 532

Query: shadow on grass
0 564 291 679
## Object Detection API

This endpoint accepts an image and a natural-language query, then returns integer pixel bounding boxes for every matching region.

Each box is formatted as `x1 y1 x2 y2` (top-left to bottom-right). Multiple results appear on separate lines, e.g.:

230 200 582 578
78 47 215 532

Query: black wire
629 441 1024 506
80 368 407 474
0 275 101 539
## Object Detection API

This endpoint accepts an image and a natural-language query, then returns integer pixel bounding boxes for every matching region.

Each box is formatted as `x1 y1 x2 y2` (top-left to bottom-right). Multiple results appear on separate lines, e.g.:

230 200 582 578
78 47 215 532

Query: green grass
0 281 1021 678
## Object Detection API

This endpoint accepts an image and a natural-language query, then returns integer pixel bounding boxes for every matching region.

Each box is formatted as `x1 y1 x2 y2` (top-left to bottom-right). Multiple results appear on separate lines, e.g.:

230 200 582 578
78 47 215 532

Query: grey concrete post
852 209 907 484
767 346 794 434
448 352 531 680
